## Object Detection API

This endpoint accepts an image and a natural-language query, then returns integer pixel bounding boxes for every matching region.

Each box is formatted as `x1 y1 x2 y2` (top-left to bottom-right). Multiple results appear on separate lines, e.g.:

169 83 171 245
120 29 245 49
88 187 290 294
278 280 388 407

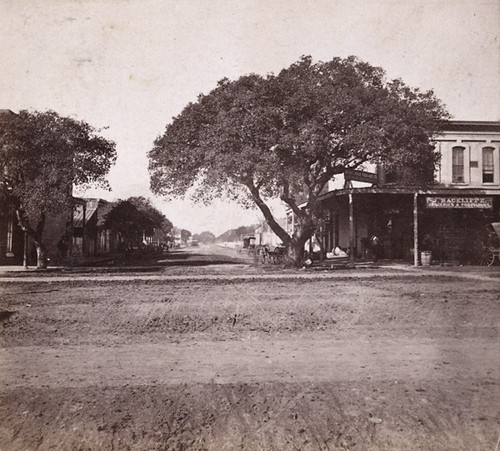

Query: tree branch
14 204 36 239
246 181 291 245
280 193 303 219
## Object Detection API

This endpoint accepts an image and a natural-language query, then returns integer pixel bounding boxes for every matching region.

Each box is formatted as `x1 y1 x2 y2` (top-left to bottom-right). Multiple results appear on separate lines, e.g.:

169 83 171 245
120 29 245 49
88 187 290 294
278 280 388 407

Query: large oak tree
0 110 116 267
149 56 449 266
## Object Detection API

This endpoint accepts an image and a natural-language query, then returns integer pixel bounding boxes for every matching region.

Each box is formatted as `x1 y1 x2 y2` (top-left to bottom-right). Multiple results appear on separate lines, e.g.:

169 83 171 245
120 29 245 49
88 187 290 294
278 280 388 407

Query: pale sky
1 0 499 235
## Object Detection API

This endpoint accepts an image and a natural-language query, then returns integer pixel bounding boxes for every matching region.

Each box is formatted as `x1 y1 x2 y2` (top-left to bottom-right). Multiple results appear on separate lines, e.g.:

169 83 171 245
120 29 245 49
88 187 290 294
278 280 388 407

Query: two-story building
289 120 500 265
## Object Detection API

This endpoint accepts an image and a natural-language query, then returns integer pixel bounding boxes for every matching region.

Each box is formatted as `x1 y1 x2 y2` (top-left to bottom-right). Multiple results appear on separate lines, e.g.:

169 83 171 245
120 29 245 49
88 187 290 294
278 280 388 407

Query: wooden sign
344 169 378 183
426 196 493 209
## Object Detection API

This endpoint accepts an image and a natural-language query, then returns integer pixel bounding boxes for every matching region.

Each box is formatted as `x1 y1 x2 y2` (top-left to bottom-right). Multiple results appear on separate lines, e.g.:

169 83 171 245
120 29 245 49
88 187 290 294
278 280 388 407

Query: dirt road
0 250 499 450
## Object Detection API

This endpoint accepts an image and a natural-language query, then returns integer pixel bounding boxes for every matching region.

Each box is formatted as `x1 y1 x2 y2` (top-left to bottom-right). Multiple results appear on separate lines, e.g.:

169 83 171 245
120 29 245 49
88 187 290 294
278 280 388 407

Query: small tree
128 196 173 244
193 231 216 244
149 56 449 266
104 197 172 251
180 229 192 245
0 110 116 267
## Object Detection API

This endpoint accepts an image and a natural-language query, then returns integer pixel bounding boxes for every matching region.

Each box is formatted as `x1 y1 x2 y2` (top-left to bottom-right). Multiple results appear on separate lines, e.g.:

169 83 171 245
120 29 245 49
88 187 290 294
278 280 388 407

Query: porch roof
318 186 500 201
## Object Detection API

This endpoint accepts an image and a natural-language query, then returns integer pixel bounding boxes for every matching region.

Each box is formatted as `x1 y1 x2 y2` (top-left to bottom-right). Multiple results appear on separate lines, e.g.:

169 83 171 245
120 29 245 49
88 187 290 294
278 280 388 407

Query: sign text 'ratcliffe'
426 196 493 209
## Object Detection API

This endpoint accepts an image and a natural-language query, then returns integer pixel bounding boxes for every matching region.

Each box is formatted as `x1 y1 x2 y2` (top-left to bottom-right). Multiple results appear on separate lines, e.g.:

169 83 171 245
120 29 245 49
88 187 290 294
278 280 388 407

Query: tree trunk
14 205 48 269
287 239 306 267
284 224 313 267
247 183 292 246
246 182 318 268
35 242 47 269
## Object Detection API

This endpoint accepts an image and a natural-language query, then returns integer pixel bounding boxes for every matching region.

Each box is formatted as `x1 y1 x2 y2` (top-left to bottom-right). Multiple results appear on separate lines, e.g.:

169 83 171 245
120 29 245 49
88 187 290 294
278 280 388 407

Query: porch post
69 204 74 263
349 192 355 265
82 201 86 257
413 192 419 267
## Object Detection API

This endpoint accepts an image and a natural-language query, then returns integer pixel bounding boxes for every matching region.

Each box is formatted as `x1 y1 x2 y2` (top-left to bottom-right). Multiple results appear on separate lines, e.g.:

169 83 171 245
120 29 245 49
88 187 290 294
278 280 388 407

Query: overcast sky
1 0 499 235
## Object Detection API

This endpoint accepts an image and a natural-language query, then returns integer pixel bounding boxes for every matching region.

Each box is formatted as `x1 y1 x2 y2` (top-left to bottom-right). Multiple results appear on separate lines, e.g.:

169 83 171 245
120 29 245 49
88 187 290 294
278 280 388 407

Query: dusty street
0 248 499 450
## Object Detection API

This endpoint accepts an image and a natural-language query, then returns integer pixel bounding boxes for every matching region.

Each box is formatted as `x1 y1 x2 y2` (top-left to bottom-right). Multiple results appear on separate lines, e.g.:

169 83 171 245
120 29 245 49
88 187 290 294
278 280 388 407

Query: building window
482 147 494 183
452 146 465 183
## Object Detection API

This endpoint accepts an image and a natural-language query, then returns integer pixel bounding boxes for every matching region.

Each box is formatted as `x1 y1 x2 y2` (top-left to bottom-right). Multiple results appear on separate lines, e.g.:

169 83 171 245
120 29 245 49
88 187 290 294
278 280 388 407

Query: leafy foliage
104 196 172 249
192 231 216 244
0 109 117 266
149 56 449 265
180 229 192 244
1 110 116 220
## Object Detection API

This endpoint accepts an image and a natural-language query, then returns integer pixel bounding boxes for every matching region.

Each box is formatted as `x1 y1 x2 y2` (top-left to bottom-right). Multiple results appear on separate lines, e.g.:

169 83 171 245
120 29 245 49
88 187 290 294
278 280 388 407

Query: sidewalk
0 261 498 283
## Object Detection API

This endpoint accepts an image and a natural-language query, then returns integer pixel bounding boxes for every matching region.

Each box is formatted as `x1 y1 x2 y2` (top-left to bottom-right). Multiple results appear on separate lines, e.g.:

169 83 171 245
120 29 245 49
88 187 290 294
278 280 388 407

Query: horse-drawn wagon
478 222 500 266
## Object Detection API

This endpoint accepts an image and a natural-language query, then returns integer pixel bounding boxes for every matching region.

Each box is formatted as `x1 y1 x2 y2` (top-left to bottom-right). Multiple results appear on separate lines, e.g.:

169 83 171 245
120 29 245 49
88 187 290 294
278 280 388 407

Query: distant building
254 217 286 248
72 198 119 262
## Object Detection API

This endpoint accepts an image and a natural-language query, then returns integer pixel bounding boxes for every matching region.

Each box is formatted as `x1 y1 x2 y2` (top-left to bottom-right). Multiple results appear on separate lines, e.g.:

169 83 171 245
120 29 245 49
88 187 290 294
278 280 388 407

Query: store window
452 146 465 183
482 147 494 183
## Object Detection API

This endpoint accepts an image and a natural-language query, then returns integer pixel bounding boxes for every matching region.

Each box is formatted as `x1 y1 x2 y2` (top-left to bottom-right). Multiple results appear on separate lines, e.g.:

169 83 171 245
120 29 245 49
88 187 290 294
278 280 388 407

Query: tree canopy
0 110 117 266
193 231 216 244
104 196 173 250
180 229 192 244
148 56 449 265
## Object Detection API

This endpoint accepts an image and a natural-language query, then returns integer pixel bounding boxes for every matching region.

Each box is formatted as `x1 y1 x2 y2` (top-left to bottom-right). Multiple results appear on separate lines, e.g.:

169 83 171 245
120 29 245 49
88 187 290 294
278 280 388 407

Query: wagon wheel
276 255 283 264
259 247 269 264
478 247 496 266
